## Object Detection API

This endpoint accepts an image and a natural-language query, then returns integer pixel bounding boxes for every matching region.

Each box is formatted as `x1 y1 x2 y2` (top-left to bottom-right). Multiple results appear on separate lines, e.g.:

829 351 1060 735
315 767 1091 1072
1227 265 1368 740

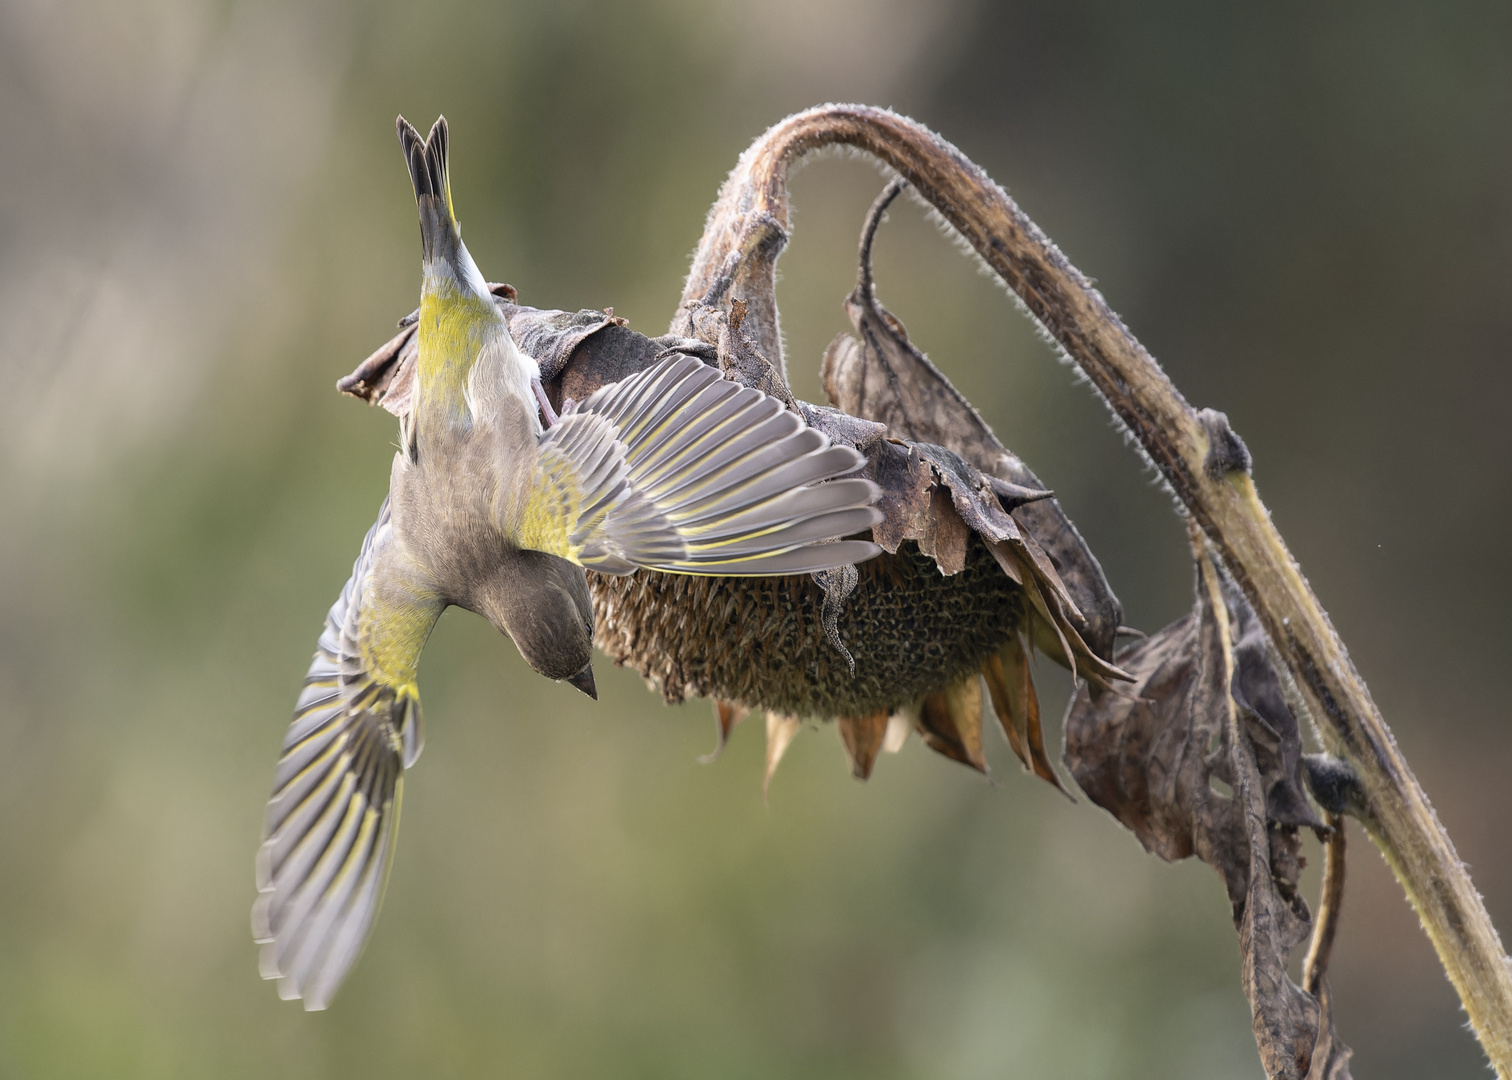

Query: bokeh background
2 0 1509 1076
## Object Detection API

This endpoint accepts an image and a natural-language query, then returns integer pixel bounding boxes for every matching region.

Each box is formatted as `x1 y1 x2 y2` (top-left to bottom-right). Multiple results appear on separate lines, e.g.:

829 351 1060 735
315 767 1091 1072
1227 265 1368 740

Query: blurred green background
2 0 1509 1076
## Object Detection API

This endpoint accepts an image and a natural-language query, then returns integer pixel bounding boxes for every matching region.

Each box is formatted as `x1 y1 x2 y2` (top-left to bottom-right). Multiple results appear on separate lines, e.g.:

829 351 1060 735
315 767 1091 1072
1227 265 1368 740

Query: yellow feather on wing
518 443 587 561
253 499 441 1011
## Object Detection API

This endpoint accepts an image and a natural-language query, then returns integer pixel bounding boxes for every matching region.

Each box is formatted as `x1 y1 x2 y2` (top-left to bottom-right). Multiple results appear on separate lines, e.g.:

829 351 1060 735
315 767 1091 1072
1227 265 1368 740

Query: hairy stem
682 104 1512 1073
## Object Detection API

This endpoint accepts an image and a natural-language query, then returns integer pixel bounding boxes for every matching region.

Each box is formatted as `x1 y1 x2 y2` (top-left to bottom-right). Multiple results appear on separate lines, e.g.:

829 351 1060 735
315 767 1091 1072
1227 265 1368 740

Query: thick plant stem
681 104 1512 1074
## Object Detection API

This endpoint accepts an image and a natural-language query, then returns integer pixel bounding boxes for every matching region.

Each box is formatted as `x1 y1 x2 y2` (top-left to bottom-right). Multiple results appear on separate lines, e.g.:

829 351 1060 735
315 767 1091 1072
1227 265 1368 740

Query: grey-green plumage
253 116 883 1010
253 501 419 1011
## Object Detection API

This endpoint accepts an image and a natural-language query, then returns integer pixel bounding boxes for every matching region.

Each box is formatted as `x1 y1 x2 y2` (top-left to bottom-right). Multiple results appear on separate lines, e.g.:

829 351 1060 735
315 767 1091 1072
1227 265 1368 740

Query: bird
250 115 884 1010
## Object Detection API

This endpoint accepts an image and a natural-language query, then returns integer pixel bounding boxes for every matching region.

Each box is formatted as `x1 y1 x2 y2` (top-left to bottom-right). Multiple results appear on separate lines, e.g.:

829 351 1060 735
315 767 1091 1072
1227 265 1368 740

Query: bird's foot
532 376 560 428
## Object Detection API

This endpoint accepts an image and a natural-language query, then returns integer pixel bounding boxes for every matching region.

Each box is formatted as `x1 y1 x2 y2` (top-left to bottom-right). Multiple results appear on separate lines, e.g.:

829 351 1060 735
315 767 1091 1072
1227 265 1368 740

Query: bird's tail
397 115 458 264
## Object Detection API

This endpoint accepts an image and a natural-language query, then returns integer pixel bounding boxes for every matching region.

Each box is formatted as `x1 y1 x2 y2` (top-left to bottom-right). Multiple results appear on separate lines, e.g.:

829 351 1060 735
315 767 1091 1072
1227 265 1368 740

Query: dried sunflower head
340 179 1127 790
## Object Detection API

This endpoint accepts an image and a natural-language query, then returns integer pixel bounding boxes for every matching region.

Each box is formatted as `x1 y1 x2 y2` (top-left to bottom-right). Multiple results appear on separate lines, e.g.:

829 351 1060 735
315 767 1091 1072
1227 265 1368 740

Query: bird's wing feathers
519 356 882 576
252 500 423 1011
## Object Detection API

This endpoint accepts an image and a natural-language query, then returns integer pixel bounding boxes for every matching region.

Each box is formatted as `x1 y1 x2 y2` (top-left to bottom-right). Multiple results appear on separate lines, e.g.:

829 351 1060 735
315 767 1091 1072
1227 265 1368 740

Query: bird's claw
532 376 560 428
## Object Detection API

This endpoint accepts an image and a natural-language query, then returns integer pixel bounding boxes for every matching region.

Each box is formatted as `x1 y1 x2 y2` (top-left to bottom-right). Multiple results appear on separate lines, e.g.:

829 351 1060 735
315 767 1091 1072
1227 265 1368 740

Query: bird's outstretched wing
517 356 882 575
252 500 426 1011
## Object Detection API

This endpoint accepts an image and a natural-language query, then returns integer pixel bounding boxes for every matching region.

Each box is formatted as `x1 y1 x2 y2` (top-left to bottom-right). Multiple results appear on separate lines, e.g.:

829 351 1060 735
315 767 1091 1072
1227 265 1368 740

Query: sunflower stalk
681 104 1512 1076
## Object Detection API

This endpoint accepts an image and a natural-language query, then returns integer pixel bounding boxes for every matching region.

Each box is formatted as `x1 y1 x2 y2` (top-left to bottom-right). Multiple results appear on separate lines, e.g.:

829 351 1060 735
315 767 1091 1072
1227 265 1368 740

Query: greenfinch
252 116 882 1009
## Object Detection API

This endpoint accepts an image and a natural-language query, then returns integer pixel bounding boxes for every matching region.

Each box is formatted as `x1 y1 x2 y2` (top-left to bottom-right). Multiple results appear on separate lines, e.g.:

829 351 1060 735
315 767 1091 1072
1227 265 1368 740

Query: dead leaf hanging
1065 535 1349 1078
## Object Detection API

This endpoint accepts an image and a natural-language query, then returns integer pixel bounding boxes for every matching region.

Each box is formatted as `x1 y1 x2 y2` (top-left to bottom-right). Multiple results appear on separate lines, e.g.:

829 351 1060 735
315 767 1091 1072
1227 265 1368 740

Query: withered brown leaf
1065 550 1349 1079
764 712 802 795
912 675 988 773
837 711 889 780
698 700 750 765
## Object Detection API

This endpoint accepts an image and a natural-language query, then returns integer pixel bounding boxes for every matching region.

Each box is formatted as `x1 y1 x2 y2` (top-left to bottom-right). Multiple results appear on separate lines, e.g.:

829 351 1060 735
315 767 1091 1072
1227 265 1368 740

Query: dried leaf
764 712 802 795
919 485 970 575
869 454 970 578
1229 596 1326 832
510 305 627 384
1064 601 1233 866
698 700 749 765
988 534 1127 691
865 439 948 556
1000 634 1071 795
914 675 987 773
951 676 986 768
982 650 1029 768
337 324 414 405
1065 550 1350 1078
836 711 889 780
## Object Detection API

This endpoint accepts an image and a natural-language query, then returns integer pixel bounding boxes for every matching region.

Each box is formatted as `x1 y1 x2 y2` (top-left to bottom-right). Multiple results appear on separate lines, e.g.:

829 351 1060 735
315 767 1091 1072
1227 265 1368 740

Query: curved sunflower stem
682 103 1512 1074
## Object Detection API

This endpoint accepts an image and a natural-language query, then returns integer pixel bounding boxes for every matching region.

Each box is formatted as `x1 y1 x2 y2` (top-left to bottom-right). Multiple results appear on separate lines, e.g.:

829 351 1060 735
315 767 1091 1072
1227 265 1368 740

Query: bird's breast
389 413 538 606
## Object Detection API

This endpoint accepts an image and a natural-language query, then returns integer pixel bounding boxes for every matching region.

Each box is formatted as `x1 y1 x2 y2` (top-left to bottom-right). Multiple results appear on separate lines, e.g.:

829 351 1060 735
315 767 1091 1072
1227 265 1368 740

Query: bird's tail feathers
397 115 457 263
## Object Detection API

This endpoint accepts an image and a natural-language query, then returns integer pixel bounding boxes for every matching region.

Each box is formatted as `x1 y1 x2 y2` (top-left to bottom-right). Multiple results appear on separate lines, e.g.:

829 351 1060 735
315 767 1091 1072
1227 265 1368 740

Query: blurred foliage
0 0 1508 1077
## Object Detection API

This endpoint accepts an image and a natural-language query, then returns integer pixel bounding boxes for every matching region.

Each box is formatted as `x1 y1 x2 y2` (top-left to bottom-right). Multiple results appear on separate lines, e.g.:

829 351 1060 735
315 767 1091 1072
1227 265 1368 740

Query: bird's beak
566 665 598 700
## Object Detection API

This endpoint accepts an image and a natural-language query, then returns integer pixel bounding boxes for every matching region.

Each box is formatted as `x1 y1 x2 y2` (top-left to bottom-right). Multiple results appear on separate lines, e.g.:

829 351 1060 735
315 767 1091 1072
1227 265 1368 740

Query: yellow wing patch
253 499 439 1010
519 444 586 561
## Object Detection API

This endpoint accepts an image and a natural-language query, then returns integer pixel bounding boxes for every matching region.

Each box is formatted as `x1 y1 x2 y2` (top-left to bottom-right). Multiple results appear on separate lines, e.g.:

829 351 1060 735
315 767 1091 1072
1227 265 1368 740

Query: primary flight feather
252 115 882 1009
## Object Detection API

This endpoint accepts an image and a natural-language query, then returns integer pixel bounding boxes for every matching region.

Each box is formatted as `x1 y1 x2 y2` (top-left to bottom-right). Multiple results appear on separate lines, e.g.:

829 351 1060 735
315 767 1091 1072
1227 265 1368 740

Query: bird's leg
532 376 560 428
